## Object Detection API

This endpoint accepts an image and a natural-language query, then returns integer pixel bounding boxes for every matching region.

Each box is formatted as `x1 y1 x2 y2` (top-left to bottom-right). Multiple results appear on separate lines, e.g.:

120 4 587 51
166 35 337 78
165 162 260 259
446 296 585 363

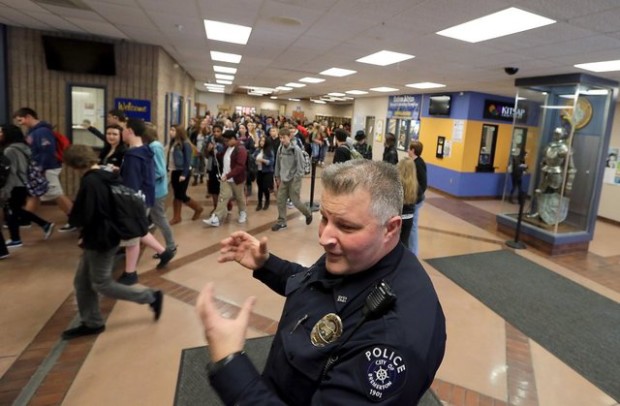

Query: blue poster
387 95 421 119
114 98 151 121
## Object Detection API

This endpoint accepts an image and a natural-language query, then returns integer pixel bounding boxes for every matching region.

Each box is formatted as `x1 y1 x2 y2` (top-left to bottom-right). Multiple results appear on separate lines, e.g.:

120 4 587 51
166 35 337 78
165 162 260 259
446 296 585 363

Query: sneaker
0 253 9 260
156 248 176 269
153 245 177 259
202 215 220 227
6 240 23 248
117 271 138 286
238 211 247 223
59 223 77 233
150 290 164 321
287 200 294 209
43 223 55 240
61 323 105 340
271 223 287 232
305 214 313 225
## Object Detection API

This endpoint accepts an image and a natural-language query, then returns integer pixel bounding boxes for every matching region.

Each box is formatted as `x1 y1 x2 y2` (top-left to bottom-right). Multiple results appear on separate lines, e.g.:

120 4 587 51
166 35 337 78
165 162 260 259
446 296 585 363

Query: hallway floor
0 170 618 406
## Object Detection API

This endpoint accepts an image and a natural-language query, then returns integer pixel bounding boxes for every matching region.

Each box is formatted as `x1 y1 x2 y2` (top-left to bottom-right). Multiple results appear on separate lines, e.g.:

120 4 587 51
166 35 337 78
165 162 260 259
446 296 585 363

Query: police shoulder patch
359 345 407 402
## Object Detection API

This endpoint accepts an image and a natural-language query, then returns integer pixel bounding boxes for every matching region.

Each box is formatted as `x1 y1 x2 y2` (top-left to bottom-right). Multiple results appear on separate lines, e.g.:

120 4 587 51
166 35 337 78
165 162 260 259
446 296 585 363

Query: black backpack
0 152 11 189
108 183 149 239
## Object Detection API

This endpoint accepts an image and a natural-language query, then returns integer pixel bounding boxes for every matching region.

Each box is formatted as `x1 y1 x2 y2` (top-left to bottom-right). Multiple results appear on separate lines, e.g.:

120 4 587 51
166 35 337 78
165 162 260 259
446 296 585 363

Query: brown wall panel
7 27 195 198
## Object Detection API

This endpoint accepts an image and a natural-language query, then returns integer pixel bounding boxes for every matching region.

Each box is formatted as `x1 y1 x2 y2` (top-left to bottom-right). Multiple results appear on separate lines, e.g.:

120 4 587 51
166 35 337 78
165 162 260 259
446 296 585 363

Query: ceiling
3 0 620 102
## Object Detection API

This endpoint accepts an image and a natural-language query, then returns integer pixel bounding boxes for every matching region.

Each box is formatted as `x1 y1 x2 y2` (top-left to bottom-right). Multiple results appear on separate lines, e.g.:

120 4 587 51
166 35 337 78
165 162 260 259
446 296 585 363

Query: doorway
68 85 105 148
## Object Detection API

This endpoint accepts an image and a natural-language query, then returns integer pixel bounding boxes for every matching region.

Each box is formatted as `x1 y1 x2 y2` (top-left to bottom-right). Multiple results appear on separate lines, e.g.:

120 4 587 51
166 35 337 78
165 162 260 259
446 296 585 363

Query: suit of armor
528 127 577 224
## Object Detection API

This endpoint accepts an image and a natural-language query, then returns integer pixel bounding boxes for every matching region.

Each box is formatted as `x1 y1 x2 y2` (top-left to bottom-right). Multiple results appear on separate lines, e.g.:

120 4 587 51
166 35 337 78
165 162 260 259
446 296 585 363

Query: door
68 85 105 148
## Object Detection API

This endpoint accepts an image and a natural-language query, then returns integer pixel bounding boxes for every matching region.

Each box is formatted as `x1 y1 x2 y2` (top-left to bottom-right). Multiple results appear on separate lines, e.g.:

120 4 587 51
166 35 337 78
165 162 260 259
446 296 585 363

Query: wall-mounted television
42 36 116 76
428 95 452 116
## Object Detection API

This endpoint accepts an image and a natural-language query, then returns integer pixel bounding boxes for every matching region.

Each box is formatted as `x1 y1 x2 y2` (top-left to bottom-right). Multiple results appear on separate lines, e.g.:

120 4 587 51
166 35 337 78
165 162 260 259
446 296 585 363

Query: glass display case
497 73 618 254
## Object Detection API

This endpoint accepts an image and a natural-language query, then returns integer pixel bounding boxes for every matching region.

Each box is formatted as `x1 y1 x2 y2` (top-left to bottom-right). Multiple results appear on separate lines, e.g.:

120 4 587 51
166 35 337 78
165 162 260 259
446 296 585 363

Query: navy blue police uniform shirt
209 243 446 405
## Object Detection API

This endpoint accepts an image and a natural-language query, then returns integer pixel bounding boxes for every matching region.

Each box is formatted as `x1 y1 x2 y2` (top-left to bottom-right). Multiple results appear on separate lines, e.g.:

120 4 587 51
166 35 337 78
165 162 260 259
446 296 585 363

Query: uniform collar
308 244 404 313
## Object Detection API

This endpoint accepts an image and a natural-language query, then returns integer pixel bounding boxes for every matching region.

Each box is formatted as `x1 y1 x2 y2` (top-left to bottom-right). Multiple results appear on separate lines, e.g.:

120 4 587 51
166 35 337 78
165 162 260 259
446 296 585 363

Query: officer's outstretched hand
196 282 256 362
218 231 269 270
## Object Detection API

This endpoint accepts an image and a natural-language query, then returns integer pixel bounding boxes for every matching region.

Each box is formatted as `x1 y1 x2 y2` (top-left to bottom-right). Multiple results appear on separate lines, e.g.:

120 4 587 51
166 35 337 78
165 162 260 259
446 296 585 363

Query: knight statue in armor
528 126 577 224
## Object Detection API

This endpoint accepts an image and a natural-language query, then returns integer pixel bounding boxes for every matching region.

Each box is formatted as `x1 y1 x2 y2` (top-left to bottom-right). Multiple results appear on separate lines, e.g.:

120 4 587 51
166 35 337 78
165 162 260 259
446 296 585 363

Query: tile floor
0 167 618 406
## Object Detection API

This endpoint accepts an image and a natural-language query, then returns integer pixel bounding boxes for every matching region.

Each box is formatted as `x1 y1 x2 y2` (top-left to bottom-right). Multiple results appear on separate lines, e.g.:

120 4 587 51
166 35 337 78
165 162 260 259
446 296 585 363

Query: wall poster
604 147 620 184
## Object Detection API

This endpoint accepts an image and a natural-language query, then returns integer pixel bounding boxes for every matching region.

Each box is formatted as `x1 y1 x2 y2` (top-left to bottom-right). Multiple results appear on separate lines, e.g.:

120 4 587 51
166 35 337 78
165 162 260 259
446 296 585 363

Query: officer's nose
318 221 337 248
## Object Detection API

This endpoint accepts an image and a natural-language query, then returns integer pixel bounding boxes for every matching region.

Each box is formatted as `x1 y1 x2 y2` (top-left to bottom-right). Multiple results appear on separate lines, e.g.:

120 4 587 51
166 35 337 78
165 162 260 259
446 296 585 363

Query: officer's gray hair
321 160 403 225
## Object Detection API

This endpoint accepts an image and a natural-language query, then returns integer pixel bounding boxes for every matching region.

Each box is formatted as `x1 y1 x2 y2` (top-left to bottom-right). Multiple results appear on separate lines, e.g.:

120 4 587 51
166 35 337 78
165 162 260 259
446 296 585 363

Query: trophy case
497 73 618 254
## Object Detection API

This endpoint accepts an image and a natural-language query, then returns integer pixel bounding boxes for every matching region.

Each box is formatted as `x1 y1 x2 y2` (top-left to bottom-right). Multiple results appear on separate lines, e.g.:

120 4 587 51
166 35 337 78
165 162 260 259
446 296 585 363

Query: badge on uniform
310 313 343 347
360 345 407 401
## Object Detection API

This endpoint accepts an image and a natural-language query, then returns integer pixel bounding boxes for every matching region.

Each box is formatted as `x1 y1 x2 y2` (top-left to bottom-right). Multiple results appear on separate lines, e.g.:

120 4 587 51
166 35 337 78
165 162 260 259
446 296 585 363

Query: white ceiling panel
4 0 620 98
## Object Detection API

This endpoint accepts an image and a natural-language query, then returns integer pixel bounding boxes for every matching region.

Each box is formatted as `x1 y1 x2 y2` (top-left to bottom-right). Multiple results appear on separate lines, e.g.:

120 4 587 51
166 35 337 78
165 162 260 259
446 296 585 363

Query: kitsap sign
483 99 527 123
114 98 151 122
387 95 421 119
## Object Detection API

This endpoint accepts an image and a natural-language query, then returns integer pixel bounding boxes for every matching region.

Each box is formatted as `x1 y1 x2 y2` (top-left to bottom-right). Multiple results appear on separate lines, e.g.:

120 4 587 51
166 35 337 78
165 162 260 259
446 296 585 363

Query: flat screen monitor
428 95 452 116
42 36 116 76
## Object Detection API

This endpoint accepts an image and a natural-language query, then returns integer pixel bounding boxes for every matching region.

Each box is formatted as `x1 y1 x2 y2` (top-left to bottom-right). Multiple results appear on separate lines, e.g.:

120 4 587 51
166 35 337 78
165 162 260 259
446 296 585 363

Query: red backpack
53 131 70 162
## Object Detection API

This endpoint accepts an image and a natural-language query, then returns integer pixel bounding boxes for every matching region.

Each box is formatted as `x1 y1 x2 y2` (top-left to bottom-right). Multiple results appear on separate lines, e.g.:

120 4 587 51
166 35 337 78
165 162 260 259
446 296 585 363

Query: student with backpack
271 127 312 231
61 145 163 340
0 124 54 248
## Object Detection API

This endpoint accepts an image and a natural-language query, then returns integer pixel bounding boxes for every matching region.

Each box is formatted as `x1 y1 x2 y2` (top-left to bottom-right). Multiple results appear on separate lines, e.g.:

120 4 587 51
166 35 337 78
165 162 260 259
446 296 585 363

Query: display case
497 73 618 254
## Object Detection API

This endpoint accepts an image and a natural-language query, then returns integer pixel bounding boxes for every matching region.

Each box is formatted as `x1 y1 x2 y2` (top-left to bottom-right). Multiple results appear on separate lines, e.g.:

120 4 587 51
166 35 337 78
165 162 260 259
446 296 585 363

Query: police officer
196 159 446 405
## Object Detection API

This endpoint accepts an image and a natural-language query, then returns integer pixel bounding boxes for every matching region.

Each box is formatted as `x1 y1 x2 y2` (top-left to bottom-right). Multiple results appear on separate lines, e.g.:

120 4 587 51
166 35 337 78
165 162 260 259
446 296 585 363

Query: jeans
150 196 176 250
74 247 156 327
408 200 424 256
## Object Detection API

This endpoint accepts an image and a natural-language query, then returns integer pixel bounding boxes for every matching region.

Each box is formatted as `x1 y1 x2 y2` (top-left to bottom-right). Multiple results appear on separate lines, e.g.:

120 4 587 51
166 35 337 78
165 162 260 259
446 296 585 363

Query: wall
157 50 195 131
7 26 195 196
599 102 620 222
352 96 391 161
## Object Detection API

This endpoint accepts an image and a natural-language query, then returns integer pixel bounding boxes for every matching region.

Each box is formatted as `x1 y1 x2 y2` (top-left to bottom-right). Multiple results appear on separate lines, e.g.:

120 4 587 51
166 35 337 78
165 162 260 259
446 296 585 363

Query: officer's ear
384 215 401 241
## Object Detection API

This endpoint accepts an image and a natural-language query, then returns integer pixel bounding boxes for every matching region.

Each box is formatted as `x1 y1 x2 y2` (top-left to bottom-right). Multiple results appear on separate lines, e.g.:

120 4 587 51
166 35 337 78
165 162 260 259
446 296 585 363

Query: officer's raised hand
196 282 256 362
218 231 269 270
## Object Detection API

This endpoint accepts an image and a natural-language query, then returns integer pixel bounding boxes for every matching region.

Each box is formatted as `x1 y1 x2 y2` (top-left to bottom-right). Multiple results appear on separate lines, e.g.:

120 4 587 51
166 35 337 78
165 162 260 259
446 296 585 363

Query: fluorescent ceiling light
328 92 345 97
204 83 224 87
285 82 306 88
320 67 357 77
370 86 399 92
299 77 325 83
208 89 224 93
210 51 242 64
216 79 233 85
575 60 620 72
215 73 235 80
276 86 293 91
356 50 414 66
242 86 274 94
213 66 237 74
288 98 300 102
204 20 252 45
346 90 368 95
270 96 277 99
406 82 446 89
311 99 326 104
436 7 555 43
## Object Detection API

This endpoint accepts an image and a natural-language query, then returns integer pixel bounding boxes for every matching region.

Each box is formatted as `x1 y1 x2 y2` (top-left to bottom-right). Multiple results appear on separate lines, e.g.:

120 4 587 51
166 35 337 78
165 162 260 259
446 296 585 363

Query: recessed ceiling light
320 67 357 77
346 90 368 95
216 79 233 85
436 7 555 43
288 98 300 101
213 66 237 74
356 50 415 66
285 82 306 88
276 86 293 91
299 77 325 83
215 73 235 80
406 82 446 89
204 20 252 45
328 92 345 97
210 51 242 64
370 86 399 92
575 60 620 72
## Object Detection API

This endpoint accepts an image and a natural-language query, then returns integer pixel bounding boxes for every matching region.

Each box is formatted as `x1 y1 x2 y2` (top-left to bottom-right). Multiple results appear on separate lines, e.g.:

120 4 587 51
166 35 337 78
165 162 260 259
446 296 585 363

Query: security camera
504 67 519 75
